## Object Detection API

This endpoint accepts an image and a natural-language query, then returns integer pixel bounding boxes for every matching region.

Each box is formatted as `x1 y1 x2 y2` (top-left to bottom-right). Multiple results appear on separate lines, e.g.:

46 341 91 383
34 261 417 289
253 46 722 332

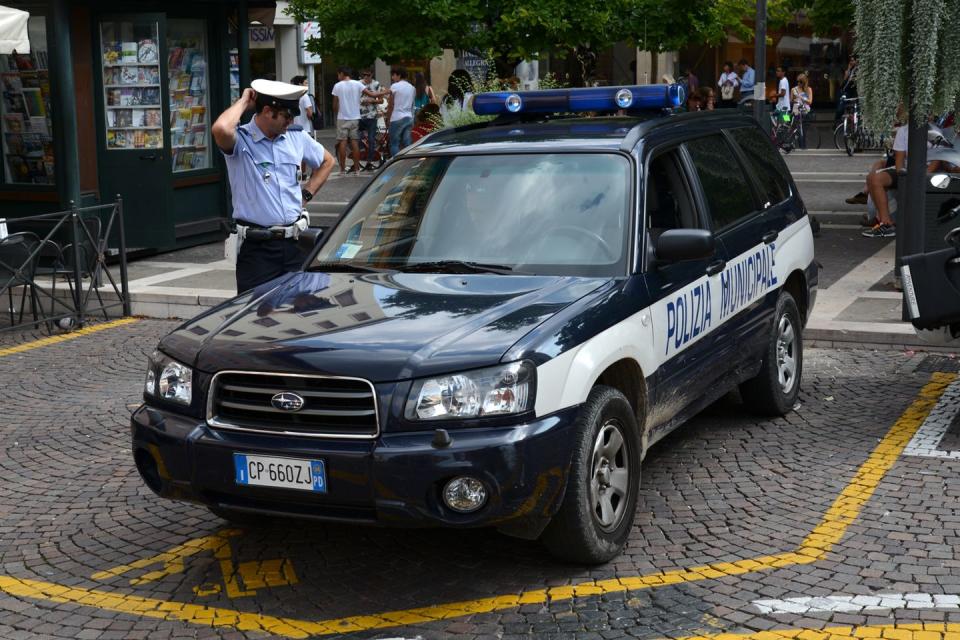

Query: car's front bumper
131 403 580 534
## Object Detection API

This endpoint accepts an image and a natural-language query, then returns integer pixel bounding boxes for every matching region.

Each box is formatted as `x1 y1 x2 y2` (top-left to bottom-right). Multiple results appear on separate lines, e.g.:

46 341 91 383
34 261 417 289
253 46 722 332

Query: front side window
312 153 632 277
685 135 758 230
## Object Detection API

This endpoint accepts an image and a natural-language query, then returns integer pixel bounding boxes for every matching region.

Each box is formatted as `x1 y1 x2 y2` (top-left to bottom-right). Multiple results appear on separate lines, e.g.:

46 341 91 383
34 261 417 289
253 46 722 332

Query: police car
132 85 817 564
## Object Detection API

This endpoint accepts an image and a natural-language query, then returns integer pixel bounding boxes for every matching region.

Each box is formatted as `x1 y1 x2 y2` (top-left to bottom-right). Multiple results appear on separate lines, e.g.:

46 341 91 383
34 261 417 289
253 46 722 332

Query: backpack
309 94 323 130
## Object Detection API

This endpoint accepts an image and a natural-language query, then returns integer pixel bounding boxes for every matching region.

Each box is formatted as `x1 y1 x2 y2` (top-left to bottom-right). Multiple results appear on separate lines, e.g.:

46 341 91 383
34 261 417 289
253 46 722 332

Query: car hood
160 271 609 382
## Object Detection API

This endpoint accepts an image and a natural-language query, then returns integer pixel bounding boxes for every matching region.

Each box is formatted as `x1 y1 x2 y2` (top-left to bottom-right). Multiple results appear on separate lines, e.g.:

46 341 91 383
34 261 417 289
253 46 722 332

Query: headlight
145 352 193 405
406 361 535 421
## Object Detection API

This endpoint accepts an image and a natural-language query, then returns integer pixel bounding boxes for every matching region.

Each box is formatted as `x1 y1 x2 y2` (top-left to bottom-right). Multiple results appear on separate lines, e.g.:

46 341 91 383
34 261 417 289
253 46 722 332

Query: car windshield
311 153 632 276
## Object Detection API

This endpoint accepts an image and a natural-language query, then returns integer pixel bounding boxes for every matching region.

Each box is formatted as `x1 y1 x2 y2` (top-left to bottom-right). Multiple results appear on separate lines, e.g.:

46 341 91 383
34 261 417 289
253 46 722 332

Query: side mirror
930 174 952 189
655 229 715 263
297 227 324 254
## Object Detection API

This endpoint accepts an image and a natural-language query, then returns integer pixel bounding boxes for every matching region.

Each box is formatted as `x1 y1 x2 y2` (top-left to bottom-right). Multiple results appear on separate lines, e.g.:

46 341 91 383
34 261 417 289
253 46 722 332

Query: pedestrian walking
331 66 365 176
737 59 755 106
773 66 791 113
289 75 314 136
717 61 739 108
413 71 437 115
386 66 415 158
211 79 335 294
358 67 385 170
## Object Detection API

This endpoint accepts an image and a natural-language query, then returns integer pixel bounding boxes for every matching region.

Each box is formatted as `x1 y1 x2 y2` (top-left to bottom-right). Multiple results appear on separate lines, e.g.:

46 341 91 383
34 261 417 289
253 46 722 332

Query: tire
740 291 803 416
844 132 856 156
541 386 641 564
833 124 846 151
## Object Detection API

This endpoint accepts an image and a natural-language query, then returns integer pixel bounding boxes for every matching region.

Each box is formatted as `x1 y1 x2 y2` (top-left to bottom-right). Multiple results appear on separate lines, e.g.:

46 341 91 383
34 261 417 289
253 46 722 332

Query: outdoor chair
0 231 42 326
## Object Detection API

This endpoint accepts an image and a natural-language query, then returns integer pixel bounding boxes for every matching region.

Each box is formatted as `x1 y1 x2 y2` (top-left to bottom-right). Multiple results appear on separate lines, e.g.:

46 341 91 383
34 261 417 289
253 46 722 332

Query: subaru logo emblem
271 392 305 412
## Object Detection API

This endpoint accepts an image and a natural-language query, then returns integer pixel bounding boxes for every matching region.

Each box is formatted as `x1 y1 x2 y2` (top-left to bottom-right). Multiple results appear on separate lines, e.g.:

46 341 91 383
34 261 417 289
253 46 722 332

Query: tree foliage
287 0 820 82
854 0 960 128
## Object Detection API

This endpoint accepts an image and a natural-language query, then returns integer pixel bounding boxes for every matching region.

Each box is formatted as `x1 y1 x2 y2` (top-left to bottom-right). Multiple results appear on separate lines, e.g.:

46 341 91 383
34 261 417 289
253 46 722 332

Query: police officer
212 79 335 294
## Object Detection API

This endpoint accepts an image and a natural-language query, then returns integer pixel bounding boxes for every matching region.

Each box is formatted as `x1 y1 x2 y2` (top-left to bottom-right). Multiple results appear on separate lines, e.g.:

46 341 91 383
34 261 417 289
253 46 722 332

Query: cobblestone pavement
2 319 960 639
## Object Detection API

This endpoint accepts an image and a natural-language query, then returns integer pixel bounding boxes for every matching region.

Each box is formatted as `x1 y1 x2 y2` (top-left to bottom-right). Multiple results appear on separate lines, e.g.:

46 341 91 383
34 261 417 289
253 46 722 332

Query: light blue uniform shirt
222 117 328 227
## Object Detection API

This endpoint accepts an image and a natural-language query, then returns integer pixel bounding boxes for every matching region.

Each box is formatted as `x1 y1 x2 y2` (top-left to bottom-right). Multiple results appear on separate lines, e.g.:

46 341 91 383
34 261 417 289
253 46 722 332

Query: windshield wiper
398 260 515 274
307 262 391 273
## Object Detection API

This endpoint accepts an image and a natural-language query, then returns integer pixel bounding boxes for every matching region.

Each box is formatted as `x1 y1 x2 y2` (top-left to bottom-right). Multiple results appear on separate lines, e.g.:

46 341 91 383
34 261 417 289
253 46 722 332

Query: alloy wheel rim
589 420 630 532
776 314 797 393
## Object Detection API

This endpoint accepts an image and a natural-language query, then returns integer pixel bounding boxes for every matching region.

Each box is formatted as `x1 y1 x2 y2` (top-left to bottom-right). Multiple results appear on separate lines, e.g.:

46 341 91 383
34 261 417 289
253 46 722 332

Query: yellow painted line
0 317 139 357
0 372 954 638
675 622 960 639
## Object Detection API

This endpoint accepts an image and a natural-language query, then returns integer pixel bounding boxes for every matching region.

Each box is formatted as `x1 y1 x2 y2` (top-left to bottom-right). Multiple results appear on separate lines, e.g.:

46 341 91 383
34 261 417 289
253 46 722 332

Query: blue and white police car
133 85 817 564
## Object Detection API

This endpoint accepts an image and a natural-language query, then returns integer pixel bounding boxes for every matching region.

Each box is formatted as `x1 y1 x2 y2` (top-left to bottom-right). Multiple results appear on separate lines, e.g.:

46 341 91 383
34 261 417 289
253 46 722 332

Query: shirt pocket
275 147 302 187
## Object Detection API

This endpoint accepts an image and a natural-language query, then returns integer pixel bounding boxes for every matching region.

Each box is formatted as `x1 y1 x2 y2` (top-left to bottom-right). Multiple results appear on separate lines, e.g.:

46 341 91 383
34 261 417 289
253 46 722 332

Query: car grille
207 371 378 438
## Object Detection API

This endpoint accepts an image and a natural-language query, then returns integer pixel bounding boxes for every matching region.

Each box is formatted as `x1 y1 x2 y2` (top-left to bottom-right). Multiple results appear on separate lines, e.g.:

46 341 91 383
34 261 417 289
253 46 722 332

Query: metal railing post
116 195 130 316
69 201 85 328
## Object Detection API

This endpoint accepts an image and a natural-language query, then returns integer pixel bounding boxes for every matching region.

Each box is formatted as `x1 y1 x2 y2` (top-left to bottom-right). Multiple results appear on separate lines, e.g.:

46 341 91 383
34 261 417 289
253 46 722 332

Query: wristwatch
301 188 314 202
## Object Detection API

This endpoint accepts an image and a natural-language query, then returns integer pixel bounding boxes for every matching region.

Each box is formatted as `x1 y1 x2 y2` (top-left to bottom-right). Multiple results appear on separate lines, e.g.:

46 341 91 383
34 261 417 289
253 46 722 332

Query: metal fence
0 196 129 333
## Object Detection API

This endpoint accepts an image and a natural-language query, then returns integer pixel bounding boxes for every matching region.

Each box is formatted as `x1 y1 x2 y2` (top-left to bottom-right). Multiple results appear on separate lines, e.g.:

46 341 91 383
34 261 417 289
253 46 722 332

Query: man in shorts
331 66 365 176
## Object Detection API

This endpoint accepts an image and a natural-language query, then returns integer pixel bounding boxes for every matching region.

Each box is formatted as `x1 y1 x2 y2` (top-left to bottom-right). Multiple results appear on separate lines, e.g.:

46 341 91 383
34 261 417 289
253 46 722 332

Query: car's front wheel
740 291 803 415
541 386 641 564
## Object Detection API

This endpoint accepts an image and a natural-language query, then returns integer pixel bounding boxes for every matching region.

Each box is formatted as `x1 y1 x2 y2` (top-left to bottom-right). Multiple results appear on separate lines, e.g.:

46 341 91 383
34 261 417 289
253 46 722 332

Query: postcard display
100 21 163 152
168 20 210 172
229 48 239 103
1 49 54 184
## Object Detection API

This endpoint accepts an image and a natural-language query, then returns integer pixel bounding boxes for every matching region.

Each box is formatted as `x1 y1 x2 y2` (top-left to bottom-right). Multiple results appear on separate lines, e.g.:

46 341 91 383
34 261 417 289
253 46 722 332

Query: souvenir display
0 45 55 184
100 20 162 150
168 20 210 172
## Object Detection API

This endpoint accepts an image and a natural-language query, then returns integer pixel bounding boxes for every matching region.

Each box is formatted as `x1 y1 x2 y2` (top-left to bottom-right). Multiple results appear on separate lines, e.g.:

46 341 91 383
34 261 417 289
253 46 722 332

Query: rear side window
685 135 758 230
728 126 792 205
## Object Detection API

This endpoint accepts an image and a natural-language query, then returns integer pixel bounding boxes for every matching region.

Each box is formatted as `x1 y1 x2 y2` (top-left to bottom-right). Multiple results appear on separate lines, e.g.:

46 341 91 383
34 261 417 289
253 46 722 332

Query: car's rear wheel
740 291 803 416
541 386 640 564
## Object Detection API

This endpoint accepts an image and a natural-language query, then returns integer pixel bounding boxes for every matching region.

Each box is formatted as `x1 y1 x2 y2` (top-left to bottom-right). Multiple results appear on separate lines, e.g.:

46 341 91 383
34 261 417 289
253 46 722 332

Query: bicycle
833 96 890 156
770 108 818 153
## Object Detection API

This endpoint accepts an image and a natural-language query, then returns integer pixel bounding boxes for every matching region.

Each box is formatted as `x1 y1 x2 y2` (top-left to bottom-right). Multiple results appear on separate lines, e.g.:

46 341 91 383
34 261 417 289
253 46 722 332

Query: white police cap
251 78 307 113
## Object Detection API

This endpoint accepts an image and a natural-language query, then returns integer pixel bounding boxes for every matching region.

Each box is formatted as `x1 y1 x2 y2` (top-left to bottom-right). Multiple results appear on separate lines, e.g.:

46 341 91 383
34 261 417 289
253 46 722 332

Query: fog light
443 476 488 513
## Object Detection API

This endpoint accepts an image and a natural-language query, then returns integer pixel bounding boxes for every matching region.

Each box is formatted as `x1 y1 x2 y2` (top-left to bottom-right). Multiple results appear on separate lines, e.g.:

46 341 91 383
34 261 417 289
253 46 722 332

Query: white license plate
233 453 326 493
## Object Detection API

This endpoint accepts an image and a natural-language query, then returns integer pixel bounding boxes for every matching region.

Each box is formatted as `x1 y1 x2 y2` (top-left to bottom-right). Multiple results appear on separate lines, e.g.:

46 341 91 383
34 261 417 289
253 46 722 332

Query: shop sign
249 26 274 49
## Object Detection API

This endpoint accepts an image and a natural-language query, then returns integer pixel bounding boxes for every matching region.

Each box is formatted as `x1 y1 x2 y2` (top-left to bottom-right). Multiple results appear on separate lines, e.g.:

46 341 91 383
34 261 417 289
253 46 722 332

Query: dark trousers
236 238 306 294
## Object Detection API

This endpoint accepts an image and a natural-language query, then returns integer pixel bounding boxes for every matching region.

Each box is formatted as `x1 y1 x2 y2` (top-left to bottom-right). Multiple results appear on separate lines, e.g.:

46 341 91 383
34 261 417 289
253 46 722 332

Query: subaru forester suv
133 85 817 564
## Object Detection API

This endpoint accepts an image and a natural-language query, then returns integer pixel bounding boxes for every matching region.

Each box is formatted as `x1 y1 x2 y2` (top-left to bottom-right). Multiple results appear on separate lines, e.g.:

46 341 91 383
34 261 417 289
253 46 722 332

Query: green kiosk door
95 14 173 251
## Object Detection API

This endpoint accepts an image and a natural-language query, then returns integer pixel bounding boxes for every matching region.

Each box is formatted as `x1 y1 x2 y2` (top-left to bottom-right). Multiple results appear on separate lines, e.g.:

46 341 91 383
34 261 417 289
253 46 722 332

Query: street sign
299 22 321 65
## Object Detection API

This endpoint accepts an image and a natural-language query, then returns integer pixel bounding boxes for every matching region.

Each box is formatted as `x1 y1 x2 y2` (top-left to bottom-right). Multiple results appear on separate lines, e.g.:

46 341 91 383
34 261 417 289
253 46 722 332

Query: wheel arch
782 269 809 326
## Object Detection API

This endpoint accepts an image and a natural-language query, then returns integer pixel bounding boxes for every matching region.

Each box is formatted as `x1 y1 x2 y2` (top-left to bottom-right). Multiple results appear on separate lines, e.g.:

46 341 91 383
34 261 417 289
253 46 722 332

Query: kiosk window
168 19 211 172
100 19 163 151
0 17 54 184
685 135 758 230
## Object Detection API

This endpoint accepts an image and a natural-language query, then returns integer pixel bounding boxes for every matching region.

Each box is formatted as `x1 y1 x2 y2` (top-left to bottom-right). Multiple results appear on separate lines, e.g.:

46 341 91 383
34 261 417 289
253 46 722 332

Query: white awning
776 35 812 55
0 5 29 54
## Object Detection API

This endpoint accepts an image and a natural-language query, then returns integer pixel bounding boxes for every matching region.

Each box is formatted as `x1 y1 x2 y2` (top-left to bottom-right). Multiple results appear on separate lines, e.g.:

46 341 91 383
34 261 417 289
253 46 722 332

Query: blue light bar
472 84 686 116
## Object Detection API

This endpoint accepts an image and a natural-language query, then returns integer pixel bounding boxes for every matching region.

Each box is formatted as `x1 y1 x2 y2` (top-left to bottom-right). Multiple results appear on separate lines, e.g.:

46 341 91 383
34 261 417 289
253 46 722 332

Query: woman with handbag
717 61 739 108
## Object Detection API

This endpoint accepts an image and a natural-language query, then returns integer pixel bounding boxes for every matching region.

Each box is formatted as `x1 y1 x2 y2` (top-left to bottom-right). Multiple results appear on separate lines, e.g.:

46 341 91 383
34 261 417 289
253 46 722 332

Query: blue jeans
360 117 378 164
389 117 413 157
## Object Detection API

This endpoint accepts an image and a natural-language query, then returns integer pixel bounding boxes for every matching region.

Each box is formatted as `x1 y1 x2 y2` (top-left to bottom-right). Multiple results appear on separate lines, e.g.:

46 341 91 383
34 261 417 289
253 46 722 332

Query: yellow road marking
675 622 960 639
0 317 139 357
0 372 954 638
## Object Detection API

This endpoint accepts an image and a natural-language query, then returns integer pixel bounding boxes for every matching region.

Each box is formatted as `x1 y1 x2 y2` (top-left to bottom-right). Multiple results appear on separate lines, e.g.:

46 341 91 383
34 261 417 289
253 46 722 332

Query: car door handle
762 230 779 244
139 154 158 161
705 259 726 276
